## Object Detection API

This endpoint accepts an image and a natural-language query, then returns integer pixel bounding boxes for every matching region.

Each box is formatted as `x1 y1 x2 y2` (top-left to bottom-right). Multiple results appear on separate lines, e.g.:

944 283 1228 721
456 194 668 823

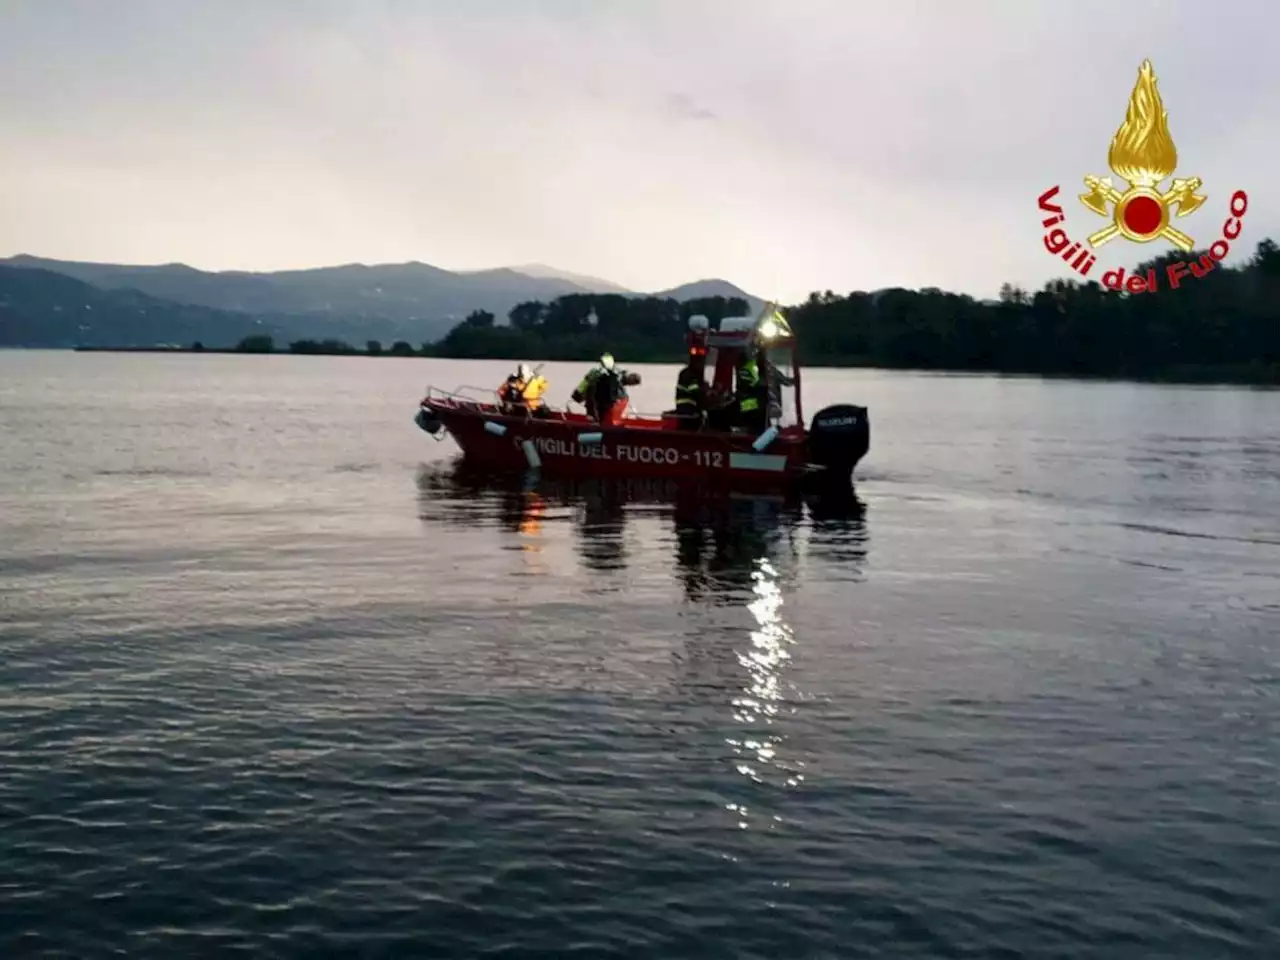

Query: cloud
664 93 717 122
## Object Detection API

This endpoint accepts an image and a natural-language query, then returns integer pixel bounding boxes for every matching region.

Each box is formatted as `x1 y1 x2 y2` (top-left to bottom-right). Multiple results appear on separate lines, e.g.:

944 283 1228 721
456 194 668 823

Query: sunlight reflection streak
725 557 802 829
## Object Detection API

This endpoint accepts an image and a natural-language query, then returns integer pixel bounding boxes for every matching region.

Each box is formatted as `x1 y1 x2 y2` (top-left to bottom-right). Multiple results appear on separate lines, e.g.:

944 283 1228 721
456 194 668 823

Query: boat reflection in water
416 460 864 580
416 460 557 574
416 461 644 574
414 459 868 832
671 493 800 601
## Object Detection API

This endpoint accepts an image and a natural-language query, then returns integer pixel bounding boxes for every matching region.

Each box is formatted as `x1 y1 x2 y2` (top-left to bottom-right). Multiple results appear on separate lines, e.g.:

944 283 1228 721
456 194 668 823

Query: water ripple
2 355 1279 957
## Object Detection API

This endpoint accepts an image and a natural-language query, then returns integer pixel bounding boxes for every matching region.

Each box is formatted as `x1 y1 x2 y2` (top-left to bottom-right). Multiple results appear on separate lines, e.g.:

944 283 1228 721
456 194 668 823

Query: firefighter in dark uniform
571 353 640 423
673 361 706 430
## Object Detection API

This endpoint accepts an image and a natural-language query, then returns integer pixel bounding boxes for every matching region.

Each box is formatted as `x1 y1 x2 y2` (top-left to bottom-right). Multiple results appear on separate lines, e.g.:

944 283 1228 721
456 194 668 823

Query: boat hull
421 401 816 488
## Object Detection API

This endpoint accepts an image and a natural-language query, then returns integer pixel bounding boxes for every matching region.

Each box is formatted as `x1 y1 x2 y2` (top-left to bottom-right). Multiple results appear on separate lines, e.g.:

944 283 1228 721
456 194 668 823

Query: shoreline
47 345 1280 387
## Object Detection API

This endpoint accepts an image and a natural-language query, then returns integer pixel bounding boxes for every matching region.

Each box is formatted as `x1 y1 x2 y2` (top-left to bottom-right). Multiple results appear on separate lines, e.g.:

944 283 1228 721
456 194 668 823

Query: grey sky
1 0 1276 301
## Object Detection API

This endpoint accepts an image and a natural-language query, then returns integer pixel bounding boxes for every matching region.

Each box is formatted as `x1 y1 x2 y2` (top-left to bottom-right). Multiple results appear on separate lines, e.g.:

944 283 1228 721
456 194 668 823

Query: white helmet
518 363 533 380
600 353 615 371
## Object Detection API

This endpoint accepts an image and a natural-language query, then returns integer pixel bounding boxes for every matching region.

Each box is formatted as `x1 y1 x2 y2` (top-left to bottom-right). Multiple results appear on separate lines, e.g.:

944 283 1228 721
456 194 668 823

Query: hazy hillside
504 263 633 294
653 279 764 315
0 254 766 347
0 266 449 349
0 265 287 348
0 255 596 332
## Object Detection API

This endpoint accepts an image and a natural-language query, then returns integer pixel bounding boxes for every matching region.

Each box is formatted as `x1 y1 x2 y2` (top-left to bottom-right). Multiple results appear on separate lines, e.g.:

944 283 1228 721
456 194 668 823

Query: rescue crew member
750 307 795 424
571 353 639 422
673 362 706 430
734 350 768 433
704 385 734 432
756 345 795 422
499 363 549 416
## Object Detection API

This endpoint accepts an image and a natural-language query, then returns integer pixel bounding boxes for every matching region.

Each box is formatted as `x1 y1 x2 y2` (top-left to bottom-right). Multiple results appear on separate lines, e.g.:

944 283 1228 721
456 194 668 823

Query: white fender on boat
578 432 603 444
521 439 541 469
752 425 779 451
484 420 508 436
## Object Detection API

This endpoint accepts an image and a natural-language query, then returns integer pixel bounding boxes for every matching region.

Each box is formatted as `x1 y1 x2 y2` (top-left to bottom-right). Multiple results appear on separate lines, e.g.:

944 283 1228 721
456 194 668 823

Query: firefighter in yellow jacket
734 350 768 433
499 363 549 416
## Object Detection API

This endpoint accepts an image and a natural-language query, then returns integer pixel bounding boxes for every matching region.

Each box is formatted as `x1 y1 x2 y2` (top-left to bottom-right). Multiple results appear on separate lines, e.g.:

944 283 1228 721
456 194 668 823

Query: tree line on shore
231 293 754 361
234 336 421 356
231 238 1280 382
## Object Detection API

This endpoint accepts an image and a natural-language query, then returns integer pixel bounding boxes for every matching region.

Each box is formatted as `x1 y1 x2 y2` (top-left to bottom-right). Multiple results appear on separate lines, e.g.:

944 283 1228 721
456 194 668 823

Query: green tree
236 334 274 353
436 323 534 359
289 338 356 355
508 301 545 332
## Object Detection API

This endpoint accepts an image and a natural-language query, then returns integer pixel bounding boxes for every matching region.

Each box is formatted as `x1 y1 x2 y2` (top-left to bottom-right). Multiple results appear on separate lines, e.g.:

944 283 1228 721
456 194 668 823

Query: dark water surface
2 351 1279 958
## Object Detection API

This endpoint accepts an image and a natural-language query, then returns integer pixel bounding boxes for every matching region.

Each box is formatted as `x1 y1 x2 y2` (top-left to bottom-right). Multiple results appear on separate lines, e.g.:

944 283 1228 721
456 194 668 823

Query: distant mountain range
0 253 764 348
0 265 290 349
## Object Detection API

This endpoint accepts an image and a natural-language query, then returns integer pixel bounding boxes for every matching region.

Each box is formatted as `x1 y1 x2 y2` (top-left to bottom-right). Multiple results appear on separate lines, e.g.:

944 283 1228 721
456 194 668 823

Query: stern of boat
803 404 870 486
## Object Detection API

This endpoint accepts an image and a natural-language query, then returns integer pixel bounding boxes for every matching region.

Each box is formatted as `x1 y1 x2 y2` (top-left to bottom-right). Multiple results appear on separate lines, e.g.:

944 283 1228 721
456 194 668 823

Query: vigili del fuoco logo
1037 59 1249 294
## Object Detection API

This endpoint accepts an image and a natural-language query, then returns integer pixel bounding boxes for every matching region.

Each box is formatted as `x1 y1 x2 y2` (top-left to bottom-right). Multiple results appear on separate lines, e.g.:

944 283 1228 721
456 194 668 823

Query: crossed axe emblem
1079 175 1206 252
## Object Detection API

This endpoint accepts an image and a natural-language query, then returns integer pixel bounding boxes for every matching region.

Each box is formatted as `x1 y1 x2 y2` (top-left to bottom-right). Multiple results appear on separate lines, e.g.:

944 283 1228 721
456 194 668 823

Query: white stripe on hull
728 452 788 472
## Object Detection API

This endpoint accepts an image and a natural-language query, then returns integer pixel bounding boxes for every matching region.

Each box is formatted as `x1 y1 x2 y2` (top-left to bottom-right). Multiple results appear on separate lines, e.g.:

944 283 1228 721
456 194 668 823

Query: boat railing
424 384 575 418
424 385 749 435
424 385 502 410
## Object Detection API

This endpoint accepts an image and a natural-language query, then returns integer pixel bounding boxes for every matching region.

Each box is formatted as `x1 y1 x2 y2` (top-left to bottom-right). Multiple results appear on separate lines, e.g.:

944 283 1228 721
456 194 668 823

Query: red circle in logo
1122 196 1163 235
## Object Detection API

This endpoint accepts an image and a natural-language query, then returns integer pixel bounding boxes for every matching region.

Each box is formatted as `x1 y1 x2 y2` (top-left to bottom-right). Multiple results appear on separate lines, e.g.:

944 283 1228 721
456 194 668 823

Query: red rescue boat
414 308 870 491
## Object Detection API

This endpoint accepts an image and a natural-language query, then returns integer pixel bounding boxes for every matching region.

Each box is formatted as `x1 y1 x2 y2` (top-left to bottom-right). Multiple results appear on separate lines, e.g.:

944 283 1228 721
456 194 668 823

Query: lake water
2 350 1278 958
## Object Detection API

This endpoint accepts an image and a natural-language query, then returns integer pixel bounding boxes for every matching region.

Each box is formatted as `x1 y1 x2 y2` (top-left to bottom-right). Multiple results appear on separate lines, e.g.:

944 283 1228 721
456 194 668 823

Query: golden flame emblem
1079 60 1206 252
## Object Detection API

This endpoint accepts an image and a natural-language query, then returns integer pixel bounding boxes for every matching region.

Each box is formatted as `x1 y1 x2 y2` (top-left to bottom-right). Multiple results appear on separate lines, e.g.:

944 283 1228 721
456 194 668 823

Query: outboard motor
806 404 870 485
415 405 444 436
